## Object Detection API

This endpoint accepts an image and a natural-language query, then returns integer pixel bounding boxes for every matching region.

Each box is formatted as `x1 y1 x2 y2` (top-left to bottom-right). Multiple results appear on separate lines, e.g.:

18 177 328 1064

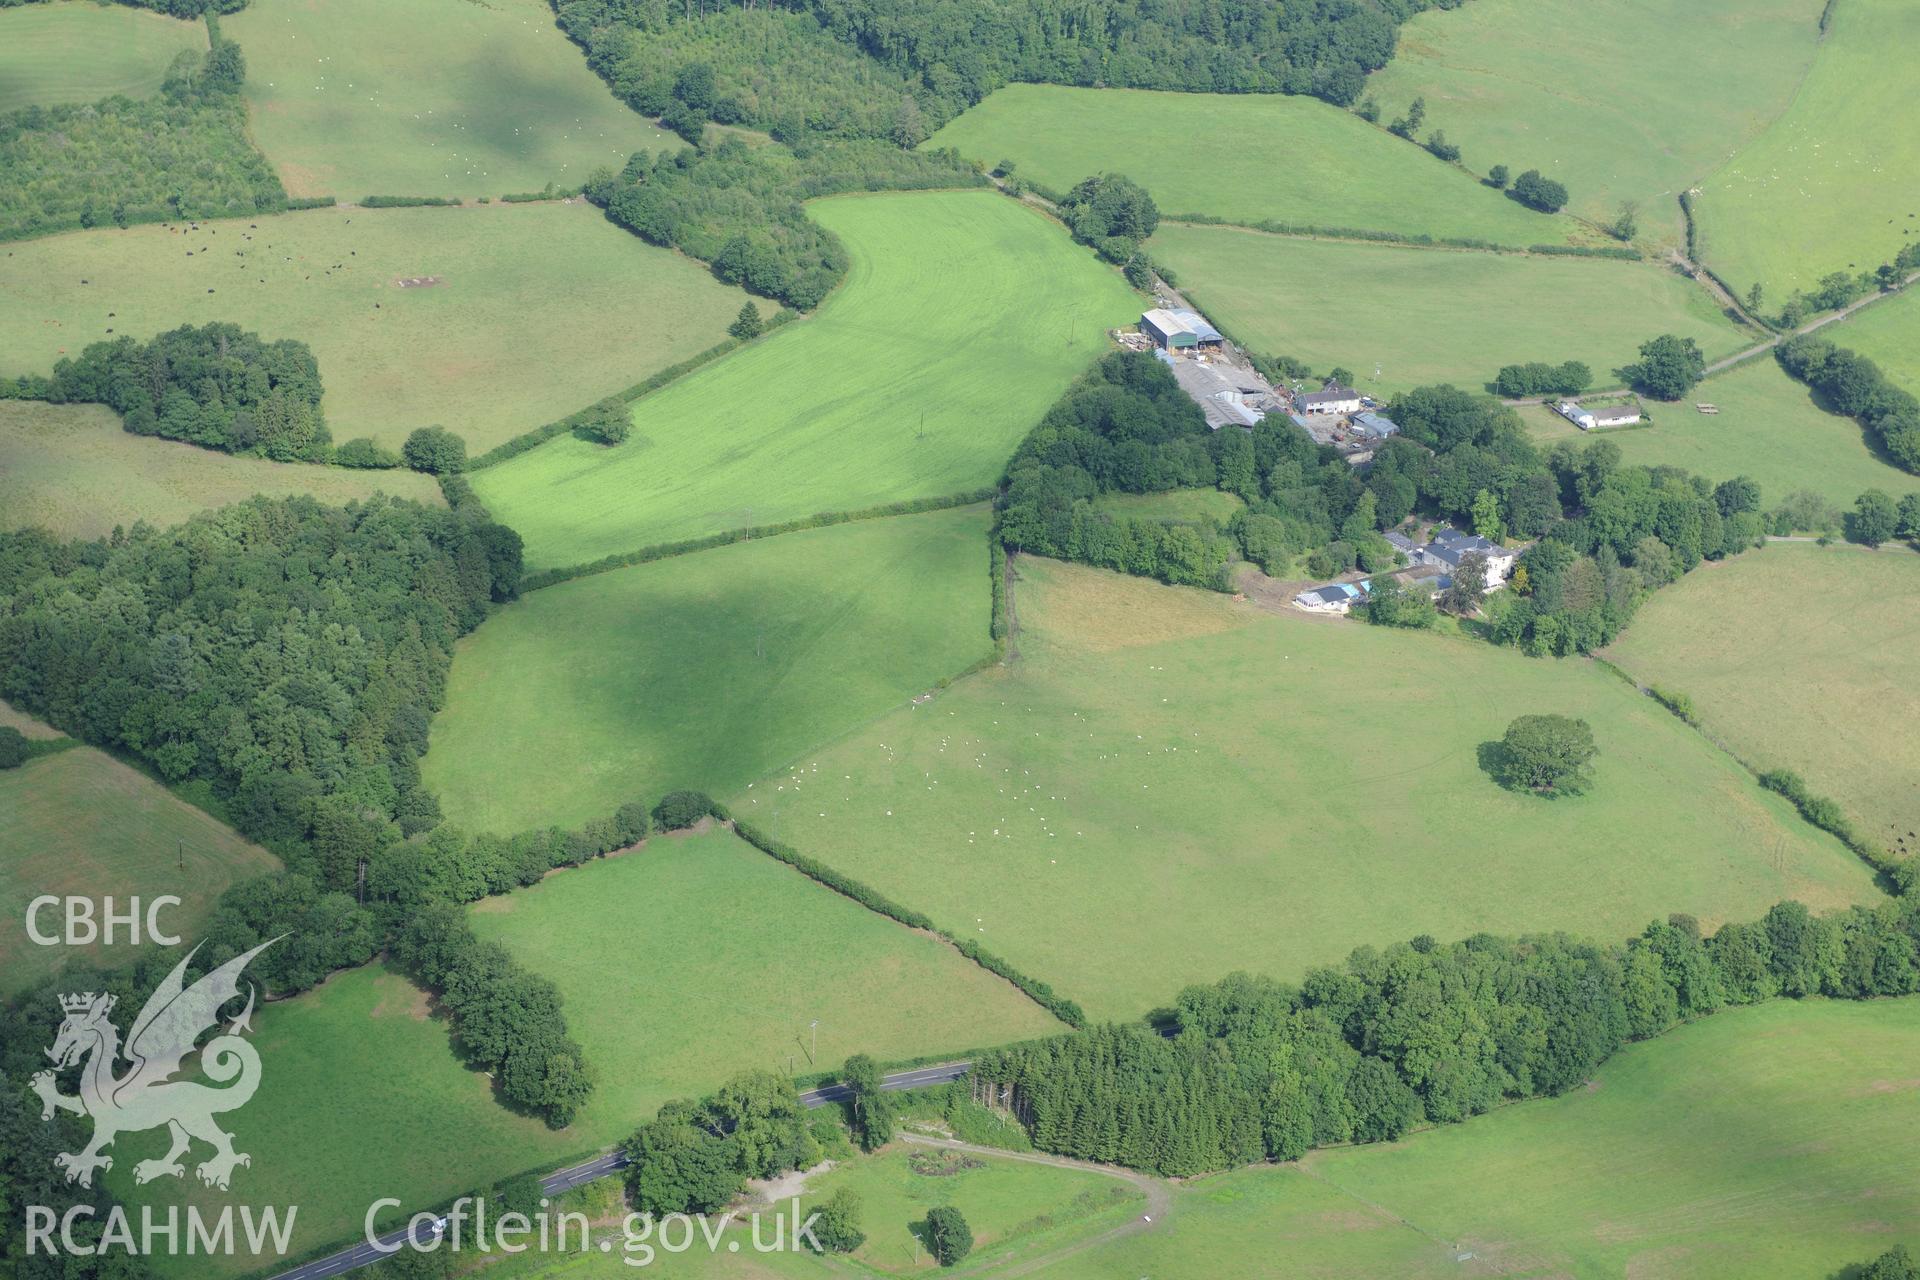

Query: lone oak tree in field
1494 714 1597 795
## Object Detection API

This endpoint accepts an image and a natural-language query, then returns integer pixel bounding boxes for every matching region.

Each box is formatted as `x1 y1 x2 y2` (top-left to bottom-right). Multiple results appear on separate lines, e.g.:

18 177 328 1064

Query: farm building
1296 386 1363 415
1294 579 1371 614
1141 309 1197 349
1417 526 1519 585
1170 358 1270 430
1555 400 1643 430
1140 307 1226 350
1353 411 1400 440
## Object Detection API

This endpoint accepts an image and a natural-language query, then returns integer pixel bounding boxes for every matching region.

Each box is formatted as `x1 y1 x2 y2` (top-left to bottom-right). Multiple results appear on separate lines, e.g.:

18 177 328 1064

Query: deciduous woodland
3 0 1919 1274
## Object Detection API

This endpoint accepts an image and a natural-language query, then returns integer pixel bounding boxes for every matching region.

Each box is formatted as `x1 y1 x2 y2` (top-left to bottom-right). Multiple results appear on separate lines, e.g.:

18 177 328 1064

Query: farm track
896 1133 1172 1277
1502 270 1920 407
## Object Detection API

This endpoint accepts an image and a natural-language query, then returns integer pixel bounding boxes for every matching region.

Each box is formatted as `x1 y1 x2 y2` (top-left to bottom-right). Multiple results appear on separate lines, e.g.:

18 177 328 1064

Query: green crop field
222 0 669 198
1365 0 1825 244
728 558 1876 1021
1606 543 1920 853
422 507 995 834
0 2 206 112
925 84 1569 247
107 962 586 1278
1153 223 1748 399
1524 358 1920 510
473 191 1139 570
468 828 1065 1142
0 400 443 539
1038 998 1920 1279
0 201 744 452
0 742 278 995
1831 286 1920 397
1697 0 1920 298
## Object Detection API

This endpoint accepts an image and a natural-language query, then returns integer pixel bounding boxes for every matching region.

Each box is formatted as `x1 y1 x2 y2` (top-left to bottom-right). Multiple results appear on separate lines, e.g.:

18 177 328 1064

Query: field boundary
1590 650 1901 889
1160 214 1637 260
518 490 998 592
466 311 797 472
725 811 1088 1028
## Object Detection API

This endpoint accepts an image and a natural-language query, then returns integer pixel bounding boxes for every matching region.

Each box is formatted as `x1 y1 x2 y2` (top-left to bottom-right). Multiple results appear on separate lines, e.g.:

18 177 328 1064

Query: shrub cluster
1775 334 1920 473
23 322 330 461
1647 685 1698 726
1525 243 1640 260
1056 173 1158 265
1492 359 1592 398
360 195 462 208
975 897 1920 1177
1508 169 1569 213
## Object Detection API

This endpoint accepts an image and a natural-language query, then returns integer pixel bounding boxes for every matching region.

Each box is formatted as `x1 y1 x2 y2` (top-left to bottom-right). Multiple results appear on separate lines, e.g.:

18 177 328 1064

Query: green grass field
1153 223 1748 398
0 742 279 995
0 201 744 452
1830 286 1920 398
727 558 1876 1021
1697 0 1920 298
473 191 1139 570
798 1144 1141 1274
0 400 443 538
422 507 995 834
222 0 669 198
1364 0 1825 244
925 84 1570 247
1039 998 1920 1279
468 828 1065 1142
1606 544 1920 853
106 962 587 1277
1523 357 1920 510
0 2 206 112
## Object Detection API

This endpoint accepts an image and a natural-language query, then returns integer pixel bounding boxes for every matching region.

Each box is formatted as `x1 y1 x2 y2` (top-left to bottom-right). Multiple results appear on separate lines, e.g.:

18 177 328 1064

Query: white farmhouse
1555 400 1643 430
1296 386 1363 416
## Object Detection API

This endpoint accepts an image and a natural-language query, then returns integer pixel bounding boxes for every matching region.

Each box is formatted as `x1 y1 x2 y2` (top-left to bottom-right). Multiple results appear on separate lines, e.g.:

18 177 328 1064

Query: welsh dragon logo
30 938 280 1191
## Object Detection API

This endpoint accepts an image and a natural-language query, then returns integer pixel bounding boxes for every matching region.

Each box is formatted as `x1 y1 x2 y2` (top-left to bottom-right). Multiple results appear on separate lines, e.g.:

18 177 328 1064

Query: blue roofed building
1353 411 1399 440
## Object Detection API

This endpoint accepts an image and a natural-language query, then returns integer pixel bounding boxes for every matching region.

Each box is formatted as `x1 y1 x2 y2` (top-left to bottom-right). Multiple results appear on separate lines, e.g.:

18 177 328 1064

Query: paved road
268 1060 976 1280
